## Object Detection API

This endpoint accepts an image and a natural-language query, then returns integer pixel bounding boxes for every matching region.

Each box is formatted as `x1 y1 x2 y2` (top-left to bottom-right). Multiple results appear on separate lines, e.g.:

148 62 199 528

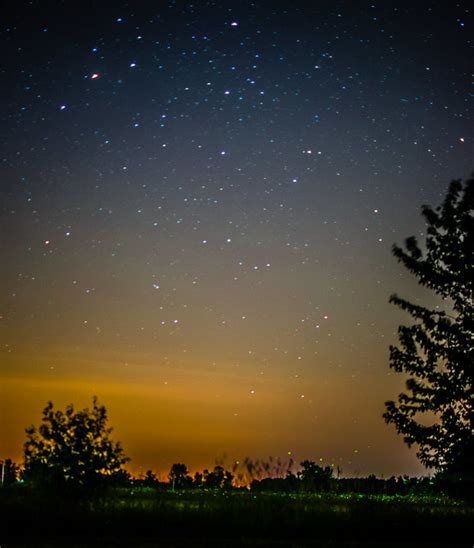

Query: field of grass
2 487 473 547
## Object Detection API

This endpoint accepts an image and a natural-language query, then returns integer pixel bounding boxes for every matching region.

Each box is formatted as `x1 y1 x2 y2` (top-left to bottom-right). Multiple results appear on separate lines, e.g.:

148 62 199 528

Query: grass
2 486 472 546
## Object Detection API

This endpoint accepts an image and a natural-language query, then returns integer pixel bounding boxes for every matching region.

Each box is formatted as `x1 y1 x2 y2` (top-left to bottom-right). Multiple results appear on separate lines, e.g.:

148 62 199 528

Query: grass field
2 486 473 547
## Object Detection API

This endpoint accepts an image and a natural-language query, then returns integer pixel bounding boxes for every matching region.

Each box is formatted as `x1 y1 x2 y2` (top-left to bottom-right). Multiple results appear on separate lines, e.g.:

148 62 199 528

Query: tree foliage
203 465 234 489
298 460 334 491
143 469 159 487
169 463 192 489
384 178 473 476
23 397 129 490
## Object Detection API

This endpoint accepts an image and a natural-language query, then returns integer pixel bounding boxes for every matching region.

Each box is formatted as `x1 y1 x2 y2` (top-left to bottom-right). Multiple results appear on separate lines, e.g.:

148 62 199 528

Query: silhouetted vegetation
227 455 296 487
143 469 159 487
22 397 129 492
203 465 234 489
2 481 472 546
1 397 473 546
384 177 473 483
169 462 193 489
1 458 19 486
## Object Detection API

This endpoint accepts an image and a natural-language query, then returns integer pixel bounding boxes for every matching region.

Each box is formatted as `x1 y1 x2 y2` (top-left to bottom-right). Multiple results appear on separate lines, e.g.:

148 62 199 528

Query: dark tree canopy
23 397 129 490
384 178 473 476
203 465 234 489
298 460 334 491
168 463 192 489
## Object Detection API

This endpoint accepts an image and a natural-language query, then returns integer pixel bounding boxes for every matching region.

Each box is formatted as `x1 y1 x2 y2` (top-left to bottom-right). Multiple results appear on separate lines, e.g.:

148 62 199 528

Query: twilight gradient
1 1 472 478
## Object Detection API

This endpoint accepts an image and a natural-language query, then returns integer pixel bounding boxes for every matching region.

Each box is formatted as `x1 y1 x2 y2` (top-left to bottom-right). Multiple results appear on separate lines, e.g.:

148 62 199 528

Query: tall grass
2 485 472 546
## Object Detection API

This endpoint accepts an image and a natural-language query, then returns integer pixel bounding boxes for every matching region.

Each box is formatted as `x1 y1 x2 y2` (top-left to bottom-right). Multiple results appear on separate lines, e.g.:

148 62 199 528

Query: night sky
1 1 472 478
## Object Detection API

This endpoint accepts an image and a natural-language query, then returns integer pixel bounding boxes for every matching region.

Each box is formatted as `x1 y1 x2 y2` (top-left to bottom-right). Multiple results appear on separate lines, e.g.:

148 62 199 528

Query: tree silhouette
143 469 159 487
384 178 473 477
23 397 129 490
168 463 192 489
298 460 334 491
193 471 203 488
203 465 234 489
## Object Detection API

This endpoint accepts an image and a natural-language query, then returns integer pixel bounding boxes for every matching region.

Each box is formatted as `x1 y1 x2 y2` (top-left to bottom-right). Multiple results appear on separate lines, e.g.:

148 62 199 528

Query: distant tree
223 469 234 489
298 460 334 491
384 178 473 477
23 397 129 491
1 459 19 486
168 463 192 489
193 471 203 488
203 465 234 489
143 469 159 487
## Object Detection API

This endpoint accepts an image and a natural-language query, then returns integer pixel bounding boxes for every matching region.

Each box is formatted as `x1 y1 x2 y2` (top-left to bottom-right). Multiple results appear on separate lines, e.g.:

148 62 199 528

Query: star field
1 1 472 477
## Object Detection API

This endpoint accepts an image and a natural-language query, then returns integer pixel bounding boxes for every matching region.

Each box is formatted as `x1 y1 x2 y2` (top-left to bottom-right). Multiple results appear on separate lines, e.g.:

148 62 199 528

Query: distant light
224 90 231 95
60 104 66 110
459 137 465 142
129 62 137 68
230 21 239 27
91 73 99 79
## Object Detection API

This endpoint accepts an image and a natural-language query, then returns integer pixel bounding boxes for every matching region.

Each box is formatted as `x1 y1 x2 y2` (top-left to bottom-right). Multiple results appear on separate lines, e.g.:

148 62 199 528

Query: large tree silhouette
384 178 473 477
23 397 129 490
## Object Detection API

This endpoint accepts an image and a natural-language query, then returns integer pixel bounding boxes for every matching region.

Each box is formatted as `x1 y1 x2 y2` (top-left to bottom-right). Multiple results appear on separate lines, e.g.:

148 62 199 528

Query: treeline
2 456 471 499
134 461 445 497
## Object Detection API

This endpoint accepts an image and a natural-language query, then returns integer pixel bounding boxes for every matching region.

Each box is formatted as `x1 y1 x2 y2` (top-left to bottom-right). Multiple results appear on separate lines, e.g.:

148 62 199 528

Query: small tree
384 178 473 477
23 397 129 490
193 471 203 488
298 460 334 491
203 465 234 489
143 469 159 487
168 463 192 489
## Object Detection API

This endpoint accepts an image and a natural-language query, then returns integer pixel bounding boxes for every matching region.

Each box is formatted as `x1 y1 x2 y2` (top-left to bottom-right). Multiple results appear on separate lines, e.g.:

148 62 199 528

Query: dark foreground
2 487 473 547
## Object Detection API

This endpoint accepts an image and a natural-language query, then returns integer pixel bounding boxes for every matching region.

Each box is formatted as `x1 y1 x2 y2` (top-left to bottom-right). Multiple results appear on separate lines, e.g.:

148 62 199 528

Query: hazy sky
1 1 472 478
